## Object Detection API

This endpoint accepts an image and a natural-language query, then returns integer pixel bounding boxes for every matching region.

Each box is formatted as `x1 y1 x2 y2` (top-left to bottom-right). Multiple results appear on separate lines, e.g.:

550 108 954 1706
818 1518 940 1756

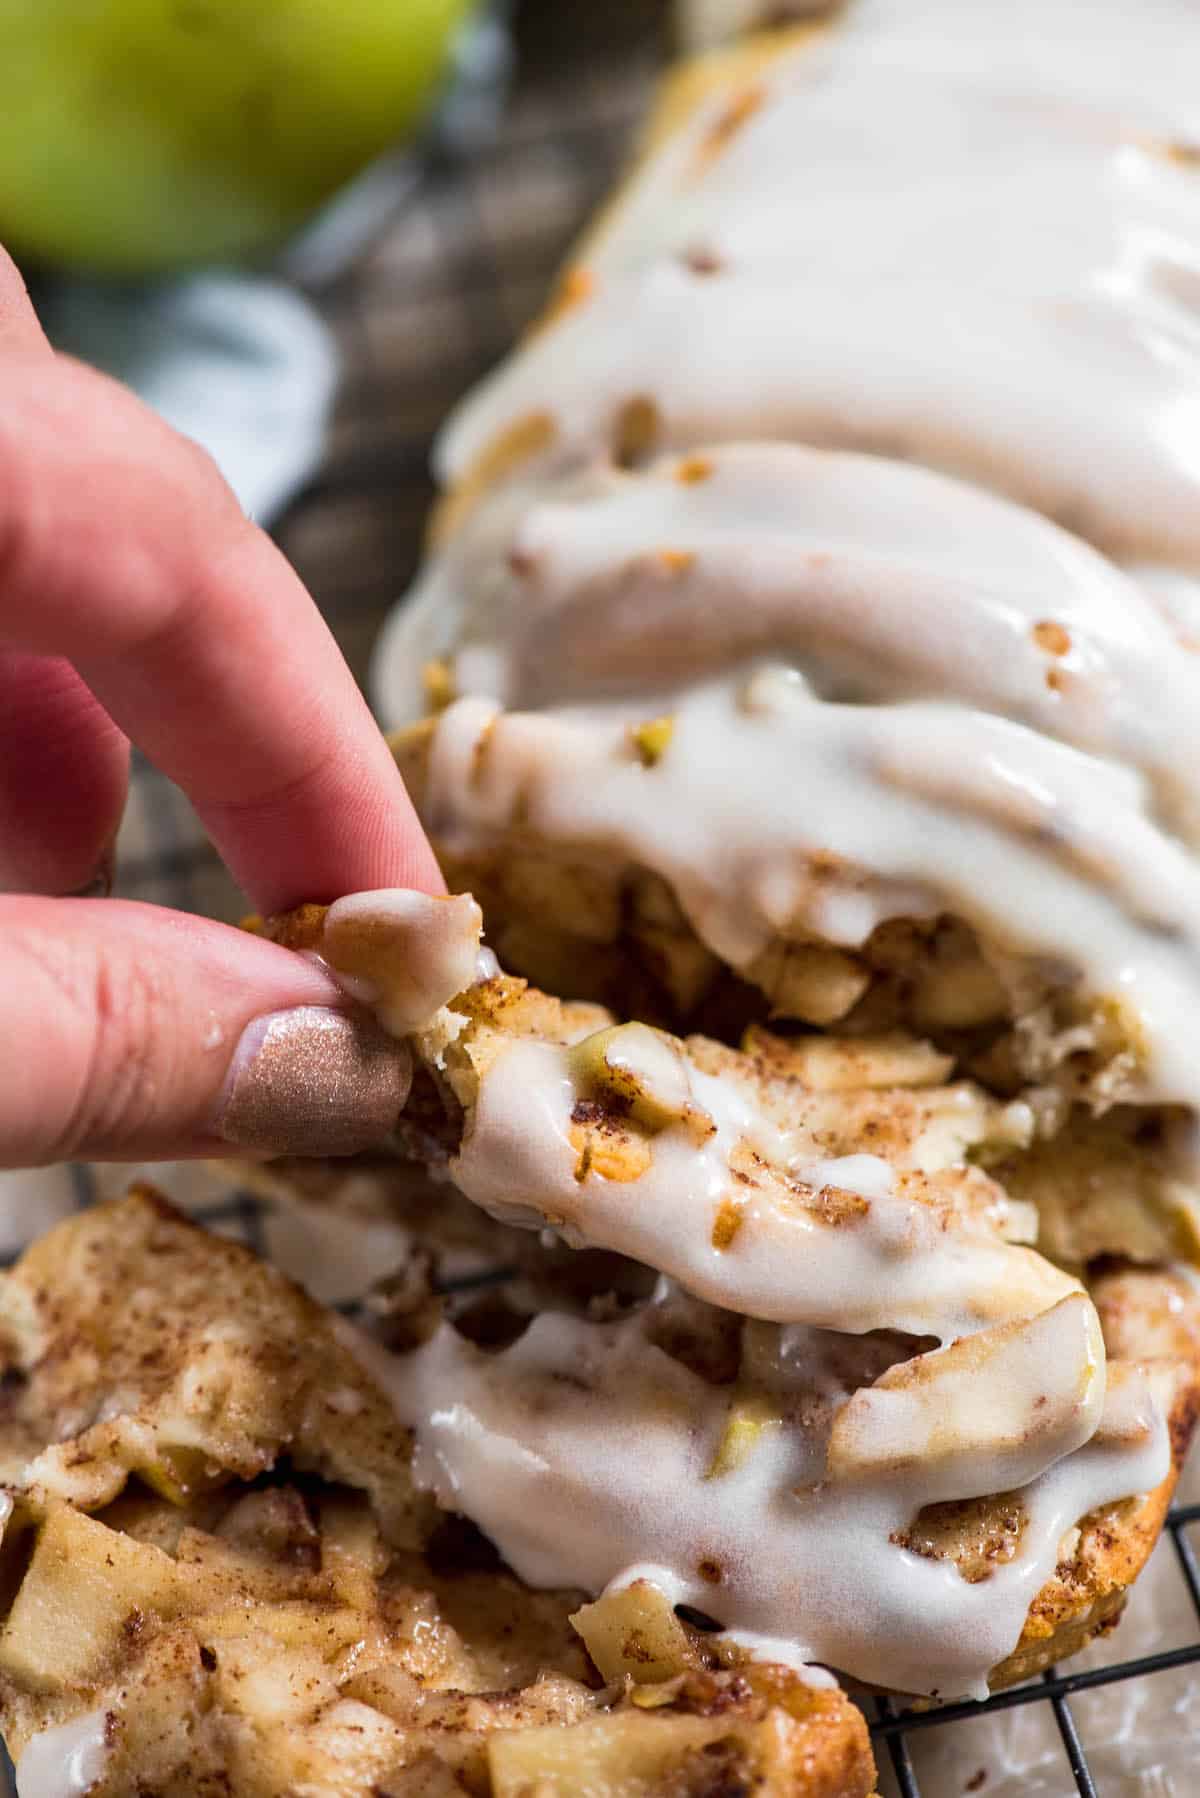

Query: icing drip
389 1300 1168 1699
382 447 1200 841
436 40 1200 571
450 1029 1076 1337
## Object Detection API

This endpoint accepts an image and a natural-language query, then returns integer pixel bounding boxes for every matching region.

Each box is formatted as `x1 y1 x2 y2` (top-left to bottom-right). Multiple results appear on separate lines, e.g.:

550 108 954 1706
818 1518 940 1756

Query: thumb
1 895 411 1167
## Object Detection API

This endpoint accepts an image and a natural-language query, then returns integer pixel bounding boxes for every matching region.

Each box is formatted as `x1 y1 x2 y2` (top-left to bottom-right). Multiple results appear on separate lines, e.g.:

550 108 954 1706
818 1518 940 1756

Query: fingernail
215 1006 412 1157
68 840 116 899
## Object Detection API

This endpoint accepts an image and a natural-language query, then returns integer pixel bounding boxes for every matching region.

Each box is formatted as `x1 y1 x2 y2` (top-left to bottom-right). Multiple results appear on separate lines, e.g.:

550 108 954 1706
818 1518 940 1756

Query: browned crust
0 1185 426 1546
993 1264 1200 1689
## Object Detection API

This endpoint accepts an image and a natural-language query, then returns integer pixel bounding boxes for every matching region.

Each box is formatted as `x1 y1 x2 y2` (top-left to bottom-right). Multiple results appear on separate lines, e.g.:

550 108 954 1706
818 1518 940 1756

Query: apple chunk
0 1507 184 1691
827 1292 1104 1501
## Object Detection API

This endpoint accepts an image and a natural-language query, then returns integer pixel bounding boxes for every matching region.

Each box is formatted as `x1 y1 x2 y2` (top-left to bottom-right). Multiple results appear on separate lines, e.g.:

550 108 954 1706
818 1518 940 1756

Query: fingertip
202 718 445 914
0 897 366 1165
214 1005 412 1158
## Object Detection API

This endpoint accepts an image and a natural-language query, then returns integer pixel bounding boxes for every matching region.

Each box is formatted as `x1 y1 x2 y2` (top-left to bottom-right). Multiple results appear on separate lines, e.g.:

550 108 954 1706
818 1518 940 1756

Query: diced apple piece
572 1581 706 1684
630 716 675 767
742 1028 954 1092
569 1024 713 1140
747 943 869 1026
827 1293 1104 1501
489 1708 753 1797
200 1601 368 1663
0 1507 183 1690
134 1444 228 1507
706 1397 780 1480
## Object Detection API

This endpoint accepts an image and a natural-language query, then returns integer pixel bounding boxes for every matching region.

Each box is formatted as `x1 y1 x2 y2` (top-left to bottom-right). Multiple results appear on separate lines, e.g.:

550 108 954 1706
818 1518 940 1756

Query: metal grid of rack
871 1504 1200 1796
8 4 1196 1791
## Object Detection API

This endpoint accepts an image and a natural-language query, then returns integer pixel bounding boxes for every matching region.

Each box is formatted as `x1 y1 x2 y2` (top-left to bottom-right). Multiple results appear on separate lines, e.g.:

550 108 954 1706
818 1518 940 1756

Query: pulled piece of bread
247 1114 1200 1700
395 980 1200 1696
0 1193 875 1798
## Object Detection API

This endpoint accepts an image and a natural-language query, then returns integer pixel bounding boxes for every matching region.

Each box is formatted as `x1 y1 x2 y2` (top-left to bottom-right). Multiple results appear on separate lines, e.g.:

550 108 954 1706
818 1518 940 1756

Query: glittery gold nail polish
216 1006 411 1157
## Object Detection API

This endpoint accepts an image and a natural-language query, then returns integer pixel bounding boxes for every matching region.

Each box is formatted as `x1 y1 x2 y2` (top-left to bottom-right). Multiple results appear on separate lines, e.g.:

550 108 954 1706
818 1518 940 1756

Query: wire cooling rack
871 1506 1200 1797
9 2 1198 1792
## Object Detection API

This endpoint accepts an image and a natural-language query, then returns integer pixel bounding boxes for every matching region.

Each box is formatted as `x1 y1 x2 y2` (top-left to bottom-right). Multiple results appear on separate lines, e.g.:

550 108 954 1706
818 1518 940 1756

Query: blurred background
1 0 679 924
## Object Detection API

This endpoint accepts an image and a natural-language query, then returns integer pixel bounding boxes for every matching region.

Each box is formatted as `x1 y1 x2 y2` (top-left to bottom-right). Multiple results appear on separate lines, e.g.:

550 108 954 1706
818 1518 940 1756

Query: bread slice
374 3 1200 1129
245 1133 1200 1701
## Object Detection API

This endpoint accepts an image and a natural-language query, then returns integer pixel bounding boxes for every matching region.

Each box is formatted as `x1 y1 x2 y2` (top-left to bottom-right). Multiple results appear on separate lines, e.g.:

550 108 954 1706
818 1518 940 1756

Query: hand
0 247 442 1168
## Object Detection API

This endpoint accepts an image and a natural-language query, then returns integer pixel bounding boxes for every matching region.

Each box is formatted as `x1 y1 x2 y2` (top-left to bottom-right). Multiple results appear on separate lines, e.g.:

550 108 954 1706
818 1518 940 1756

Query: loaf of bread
365 0 1200 1715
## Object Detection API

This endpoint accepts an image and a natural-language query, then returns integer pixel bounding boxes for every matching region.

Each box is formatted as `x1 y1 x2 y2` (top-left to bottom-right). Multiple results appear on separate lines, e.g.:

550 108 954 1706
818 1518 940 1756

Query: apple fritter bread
343 0 1200 1710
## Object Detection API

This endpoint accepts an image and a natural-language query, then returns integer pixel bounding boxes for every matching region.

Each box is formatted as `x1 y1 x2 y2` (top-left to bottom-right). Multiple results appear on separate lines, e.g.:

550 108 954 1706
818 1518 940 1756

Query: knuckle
19 926 174 1157
78 949 175 1153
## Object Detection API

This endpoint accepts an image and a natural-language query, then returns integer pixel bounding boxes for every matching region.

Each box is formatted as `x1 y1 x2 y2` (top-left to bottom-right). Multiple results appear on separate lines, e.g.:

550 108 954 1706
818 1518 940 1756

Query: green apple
0 0 475 273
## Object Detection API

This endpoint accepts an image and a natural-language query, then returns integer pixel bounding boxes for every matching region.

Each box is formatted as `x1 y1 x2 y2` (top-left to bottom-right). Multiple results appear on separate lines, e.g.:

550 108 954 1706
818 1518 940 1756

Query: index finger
0 346 442 911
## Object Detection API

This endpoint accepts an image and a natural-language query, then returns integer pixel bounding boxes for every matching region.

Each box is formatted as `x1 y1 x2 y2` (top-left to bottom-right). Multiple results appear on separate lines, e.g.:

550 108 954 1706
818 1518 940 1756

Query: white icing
803 0 1200 137
368 0 1195 1700
451 1030 1077 1337
423 672 1200 1111
390 1301 1168 1699
435 31 1200 571
474 946 501 983
715 1632 838 1686
17 1709 109 1798
383 447 1200 842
